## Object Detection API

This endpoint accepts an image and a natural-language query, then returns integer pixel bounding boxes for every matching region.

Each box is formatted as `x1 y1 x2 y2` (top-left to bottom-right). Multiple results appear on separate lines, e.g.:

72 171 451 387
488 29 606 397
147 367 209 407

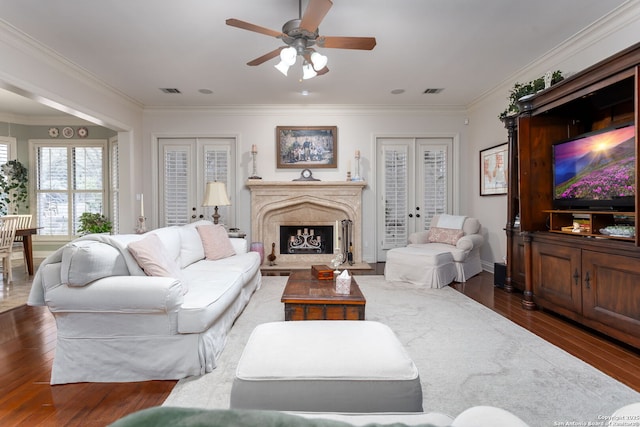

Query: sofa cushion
128 233 184 283
197 224 236 260
149 226 182 263
178 269 244 333
179 223 206 268
61 240 129 286
428 227 464 245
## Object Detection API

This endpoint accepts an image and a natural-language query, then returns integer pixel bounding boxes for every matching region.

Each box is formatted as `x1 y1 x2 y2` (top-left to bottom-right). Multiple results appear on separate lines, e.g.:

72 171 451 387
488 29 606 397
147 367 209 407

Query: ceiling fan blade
300 0 333 33
226 18 283 38
316 66 329 76
247 47 286 66
318 36 377 50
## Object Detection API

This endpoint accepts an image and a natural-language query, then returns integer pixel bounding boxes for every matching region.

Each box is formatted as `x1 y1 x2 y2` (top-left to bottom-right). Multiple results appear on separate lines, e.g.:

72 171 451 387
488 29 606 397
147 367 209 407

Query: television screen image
552 124 635 209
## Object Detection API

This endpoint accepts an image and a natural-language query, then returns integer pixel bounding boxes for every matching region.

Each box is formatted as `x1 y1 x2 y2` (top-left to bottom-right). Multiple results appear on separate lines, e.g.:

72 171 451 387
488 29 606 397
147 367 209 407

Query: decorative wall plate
62 126 74 138
77 127 88 138
48 127 59 138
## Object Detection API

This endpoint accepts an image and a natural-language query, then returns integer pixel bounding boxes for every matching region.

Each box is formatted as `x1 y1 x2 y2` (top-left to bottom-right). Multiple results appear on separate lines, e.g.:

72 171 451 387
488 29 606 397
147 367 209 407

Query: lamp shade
302 62 317 80
311 52 328 71
202 182 230 207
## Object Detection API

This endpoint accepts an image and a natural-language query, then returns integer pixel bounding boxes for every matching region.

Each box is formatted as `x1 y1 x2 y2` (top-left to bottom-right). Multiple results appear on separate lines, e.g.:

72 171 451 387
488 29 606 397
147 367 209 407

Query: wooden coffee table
281 269 366 321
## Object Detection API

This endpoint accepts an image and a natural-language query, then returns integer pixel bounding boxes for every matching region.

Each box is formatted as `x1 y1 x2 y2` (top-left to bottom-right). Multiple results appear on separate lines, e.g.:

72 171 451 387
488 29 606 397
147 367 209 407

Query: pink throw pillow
428 226 464 245
127 233 183 278
197 224 236 260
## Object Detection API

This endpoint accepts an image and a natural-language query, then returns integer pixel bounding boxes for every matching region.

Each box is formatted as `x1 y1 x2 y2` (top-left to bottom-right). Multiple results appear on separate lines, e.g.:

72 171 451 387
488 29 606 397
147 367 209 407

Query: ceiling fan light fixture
302 62 317 79
310 52 328 70
280 47 297 66
274 61 291 76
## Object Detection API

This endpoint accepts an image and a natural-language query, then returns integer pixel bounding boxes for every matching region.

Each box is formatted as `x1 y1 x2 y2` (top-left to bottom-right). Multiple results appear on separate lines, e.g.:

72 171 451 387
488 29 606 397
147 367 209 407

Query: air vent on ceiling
159 88 182 94
423 88 444 94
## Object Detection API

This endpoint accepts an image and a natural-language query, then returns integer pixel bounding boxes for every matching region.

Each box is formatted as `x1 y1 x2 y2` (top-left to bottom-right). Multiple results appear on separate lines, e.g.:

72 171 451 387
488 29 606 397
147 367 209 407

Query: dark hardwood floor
1 265 639 426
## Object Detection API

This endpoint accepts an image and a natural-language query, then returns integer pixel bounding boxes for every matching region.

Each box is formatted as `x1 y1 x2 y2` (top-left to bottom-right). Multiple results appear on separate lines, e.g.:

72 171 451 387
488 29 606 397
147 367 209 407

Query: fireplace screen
279 226 334 255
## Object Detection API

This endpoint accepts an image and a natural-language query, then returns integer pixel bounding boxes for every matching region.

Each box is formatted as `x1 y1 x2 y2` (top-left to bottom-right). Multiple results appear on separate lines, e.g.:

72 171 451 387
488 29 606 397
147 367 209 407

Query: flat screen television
552 122 636 211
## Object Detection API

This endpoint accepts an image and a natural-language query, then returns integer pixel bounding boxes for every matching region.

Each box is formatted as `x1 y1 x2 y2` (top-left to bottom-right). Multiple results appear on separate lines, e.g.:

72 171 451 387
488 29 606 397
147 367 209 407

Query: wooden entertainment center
503 42 640 349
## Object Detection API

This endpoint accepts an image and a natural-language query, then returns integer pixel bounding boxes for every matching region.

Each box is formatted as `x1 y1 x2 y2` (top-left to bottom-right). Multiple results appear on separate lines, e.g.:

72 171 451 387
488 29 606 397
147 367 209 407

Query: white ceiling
0 0 630 118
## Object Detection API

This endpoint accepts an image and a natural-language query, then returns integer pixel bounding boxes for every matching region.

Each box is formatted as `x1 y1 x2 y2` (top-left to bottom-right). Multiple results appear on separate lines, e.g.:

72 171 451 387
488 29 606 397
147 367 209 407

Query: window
32 140 107 238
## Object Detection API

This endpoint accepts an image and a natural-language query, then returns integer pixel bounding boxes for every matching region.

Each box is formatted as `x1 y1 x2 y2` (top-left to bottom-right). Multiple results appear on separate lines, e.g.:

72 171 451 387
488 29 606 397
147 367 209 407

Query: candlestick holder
136 216 147 234
352 152 363 181
249 151 261 179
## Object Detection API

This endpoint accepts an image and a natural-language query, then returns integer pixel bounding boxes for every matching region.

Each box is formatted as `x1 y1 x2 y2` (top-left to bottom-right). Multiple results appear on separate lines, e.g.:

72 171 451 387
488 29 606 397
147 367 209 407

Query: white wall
143 107 468 263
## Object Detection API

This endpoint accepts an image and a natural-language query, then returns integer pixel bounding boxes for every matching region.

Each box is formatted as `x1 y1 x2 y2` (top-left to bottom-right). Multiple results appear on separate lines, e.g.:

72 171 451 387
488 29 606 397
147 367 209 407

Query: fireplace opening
279 226 334 255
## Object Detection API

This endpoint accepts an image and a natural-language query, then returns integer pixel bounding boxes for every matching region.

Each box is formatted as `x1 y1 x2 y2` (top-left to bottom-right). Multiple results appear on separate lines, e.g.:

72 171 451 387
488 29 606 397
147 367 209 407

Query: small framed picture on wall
480 143 508 196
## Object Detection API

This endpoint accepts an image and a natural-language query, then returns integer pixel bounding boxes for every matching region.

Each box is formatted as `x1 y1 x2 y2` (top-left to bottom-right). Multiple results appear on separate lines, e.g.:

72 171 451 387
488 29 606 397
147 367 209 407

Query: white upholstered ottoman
384 246 457 288
230 321 423 413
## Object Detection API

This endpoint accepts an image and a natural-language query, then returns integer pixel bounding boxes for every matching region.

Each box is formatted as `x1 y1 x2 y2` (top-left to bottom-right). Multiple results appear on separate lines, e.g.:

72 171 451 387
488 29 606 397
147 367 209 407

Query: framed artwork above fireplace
276 126 337 169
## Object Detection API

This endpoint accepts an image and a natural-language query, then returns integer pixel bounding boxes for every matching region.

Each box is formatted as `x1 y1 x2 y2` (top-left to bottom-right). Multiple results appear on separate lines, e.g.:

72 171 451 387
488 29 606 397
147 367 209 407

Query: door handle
585 271 591 289
408 213 413 218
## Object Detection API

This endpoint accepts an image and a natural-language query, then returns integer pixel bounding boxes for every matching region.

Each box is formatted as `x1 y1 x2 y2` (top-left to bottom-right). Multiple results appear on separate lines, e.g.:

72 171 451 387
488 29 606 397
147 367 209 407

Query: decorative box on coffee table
281 269 365 321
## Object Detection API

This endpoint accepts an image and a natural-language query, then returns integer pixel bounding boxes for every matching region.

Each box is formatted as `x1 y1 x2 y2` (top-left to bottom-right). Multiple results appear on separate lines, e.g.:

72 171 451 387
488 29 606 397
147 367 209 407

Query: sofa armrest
456 234 484 251
230 238 248 254
45 276 184 313
408 231 430 244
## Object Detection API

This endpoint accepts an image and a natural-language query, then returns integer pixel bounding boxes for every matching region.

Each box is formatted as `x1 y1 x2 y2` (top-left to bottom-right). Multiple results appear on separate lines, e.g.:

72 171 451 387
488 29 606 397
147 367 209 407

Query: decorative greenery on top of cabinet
499 70 564 120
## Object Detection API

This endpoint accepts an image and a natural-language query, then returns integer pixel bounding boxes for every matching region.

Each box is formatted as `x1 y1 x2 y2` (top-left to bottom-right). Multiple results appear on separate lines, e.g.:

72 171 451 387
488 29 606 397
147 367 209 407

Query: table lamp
202 181 231 224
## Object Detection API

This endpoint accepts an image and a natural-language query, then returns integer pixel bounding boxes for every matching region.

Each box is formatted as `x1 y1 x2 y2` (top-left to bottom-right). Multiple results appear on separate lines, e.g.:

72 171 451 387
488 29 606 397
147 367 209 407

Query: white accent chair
384 214 484 287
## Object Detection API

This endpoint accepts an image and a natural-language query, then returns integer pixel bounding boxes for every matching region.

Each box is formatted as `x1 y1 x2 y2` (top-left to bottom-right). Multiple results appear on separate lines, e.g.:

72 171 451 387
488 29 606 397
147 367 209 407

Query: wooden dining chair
0 216 20 283
10 214 33 273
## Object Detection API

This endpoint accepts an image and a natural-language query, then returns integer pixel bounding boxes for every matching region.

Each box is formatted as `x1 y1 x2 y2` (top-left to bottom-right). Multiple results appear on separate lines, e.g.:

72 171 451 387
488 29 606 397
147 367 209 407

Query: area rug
163 275 640 425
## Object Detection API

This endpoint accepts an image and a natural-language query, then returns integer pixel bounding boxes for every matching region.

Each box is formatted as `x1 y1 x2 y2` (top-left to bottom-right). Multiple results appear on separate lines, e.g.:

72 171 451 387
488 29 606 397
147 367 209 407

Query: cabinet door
532 241 582 313
582 250 640 335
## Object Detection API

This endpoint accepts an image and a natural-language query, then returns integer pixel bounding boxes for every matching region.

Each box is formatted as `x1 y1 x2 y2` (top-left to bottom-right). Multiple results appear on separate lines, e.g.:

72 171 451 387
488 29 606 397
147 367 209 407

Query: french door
158 137 236 227
376 137 453 261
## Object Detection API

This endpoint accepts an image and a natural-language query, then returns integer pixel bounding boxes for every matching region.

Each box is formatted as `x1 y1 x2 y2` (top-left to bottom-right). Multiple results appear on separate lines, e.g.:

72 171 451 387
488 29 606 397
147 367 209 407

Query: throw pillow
197 224 236 260
428 226 464 245
62 240 129 286
127 233 183 281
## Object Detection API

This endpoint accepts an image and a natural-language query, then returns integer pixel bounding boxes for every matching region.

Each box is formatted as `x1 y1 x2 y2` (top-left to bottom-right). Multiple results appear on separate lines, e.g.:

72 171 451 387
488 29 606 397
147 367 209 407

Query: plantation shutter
161 144 191 226
33 140 106 237
159 138 235 227
418 142 450 231
202 143 232 225
110 138 119 234
381 144 409 249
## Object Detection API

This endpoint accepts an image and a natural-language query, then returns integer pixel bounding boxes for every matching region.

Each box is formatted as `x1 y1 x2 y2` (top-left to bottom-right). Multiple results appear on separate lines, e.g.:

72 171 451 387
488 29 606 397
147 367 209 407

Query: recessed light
301 90 310 96
199 89 213 95
391 89 405 95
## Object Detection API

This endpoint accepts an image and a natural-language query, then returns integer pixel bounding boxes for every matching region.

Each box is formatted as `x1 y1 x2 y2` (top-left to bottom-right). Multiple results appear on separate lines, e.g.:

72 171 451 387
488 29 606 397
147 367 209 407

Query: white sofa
27 220 262 385
385 214 484 287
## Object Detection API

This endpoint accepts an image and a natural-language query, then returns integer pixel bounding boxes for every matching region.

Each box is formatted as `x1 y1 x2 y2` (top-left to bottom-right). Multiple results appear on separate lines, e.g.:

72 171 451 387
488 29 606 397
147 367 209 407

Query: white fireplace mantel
246 180 366 266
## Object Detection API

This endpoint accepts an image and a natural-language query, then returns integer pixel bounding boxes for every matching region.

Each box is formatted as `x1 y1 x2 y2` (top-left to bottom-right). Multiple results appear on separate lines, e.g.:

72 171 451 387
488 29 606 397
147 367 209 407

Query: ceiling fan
226 0 376 78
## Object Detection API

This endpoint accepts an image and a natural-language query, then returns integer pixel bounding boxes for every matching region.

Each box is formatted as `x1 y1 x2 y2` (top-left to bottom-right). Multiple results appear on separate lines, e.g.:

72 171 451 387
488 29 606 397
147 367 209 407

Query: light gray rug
163 275 640 426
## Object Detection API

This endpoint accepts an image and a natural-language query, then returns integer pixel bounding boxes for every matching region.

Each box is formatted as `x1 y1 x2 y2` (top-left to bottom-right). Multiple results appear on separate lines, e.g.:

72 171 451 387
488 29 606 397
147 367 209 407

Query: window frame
29 138 109 242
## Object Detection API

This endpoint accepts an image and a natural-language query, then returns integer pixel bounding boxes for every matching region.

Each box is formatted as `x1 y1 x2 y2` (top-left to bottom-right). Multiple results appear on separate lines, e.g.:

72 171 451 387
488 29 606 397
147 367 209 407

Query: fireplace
246 180 366 266
279 226 334 255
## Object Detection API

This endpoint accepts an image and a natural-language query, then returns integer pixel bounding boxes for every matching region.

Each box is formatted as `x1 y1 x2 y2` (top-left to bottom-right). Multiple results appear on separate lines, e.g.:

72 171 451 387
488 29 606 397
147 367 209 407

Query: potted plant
0 159 29 215
77 212 112 235
499 70 564 120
